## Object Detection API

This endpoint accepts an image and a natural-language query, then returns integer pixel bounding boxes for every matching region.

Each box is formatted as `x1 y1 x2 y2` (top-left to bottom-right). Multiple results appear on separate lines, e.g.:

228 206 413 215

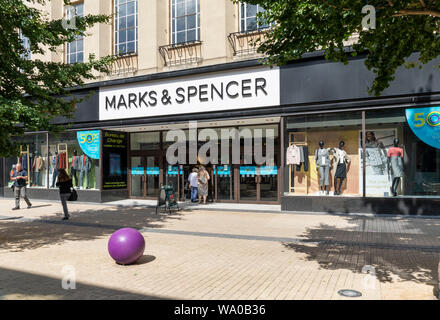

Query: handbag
68 188 78 201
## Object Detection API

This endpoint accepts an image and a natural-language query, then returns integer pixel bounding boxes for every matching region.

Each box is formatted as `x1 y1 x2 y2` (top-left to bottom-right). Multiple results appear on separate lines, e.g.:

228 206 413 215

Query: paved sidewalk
0 198 438 300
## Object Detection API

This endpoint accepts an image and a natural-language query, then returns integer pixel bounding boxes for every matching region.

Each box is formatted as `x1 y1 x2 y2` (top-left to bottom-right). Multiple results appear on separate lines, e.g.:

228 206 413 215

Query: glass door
239 165 258 201
259 166 278 202
130 154 162 198
216 164 234 201
239 165 279 202
145 155 160 197
130 156 145 198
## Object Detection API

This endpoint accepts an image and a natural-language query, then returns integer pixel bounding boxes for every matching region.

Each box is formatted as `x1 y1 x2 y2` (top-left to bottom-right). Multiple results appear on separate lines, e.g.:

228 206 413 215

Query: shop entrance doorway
126 119 280 204
239 165 279 202
129 153 162 199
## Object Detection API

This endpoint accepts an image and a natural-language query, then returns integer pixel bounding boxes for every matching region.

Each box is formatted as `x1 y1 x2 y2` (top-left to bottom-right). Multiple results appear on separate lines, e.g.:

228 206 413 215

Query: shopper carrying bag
56 169 73 220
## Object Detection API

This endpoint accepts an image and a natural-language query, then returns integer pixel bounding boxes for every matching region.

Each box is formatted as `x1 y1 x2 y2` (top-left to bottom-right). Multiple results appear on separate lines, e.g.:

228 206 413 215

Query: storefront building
3 53 440 215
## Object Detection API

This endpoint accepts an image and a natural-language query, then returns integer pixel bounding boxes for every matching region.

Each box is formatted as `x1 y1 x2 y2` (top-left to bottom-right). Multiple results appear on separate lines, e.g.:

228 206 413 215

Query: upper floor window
240 3 268 32
66 3 84 64
171 0 200 44
114 0 138 55
19 31 31 60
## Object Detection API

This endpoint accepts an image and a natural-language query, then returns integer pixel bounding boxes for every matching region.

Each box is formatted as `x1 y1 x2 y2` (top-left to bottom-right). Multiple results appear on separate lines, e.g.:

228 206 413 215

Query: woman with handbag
197 166 210 204
56 169 73 220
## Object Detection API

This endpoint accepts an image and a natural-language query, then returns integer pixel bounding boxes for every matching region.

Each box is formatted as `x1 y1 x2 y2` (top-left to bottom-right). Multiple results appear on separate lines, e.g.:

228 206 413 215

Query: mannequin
331 141 351 195
315 140 330 195
79 153 91 189
32 151 44 186
51 151 59 188
387 138 404 197
71 149 80 187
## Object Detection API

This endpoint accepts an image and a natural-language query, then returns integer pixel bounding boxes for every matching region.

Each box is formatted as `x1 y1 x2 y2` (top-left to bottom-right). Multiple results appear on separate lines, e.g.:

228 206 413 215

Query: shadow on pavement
0 266 167 300
282 215 440 298
134 255 156 265
0 206 183 252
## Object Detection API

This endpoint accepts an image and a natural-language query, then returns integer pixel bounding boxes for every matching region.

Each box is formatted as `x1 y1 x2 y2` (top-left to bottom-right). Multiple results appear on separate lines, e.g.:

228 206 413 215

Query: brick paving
0 198 438 300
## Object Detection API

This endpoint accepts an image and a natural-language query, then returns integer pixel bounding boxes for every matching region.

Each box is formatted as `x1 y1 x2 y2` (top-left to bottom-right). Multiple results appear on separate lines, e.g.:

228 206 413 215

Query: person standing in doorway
198 166 210 204
188 167 199 203
11 163 32 210
56 169 72 220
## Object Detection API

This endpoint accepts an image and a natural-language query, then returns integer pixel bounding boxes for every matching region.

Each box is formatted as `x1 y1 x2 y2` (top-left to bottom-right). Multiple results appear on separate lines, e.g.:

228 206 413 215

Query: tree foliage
239 0 440 96
0 0 115 156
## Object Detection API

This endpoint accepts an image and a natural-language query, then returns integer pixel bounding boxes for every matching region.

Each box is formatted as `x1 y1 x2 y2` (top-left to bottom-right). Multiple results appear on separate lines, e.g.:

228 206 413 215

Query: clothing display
286 144 301 165
319 165 330 186
335 162 347 179
32 155 44 186
51 154 59 188
389 156 403 179
387 146 404 195
58 152 67 169
33 156 44 172
295 146 309 172
71 154 81 187
387 146 404 158
315 148 331 167
331 148 350 178
21 155 28 170
387 146 404 179
79 154 91 188
315 147 331 187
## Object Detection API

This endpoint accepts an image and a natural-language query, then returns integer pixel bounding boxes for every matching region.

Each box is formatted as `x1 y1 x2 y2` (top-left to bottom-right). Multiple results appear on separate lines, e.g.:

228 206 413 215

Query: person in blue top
11 163 32 210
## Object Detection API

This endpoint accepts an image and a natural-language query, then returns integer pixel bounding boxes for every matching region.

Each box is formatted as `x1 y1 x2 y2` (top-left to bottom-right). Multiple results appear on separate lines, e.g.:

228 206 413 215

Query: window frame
239 2 268 33
170 0 201 45
65 2 85 64
19 30 31 60
114 0 138 56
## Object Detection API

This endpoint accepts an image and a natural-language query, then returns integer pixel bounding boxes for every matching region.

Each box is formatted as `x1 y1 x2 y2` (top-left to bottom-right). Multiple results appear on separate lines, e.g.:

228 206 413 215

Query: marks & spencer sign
99 67 280 121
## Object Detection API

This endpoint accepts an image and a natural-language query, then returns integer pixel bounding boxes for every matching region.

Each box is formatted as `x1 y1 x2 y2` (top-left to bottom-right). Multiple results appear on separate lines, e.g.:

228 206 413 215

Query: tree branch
394 9 440 18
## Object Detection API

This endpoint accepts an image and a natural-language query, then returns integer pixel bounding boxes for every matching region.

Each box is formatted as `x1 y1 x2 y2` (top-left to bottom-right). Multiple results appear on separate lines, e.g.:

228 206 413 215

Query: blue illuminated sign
260 166 278 175
240 166 257 176
146 167 160 175
406 107 440 149
167 166 183 175
131 167 144 175
77 130 100 159
214 166 231 176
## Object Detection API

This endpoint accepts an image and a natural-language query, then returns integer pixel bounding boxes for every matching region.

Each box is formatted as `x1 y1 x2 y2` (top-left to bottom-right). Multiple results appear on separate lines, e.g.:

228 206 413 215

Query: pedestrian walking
11 163 32 210
197 166 210 204
188 167 199 202
56 169 73 220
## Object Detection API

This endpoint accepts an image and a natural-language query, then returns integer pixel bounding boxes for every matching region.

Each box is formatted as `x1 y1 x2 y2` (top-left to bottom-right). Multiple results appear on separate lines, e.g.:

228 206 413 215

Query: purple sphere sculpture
108 228 145 265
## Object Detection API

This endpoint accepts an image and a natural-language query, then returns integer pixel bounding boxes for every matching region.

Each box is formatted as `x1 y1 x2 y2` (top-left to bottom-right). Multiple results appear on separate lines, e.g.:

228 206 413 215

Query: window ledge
159 41 203 67
228 30 267 57
110 53 138 76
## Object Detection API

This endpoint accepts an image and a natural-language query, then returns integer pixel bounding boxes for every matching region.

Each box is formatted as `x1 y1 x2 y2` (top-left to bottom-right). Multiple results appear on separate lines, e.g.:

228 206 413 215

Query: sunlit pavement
0 198 438 300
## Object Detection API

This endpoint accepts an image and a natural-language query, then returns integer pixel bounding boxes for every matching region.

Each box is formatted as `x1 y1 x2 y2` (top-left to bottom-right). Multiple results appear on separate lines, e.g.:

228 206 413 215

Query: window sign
77 130 100 159
215 165 231 176
260 166 278 175
131 167 144 175
406 107 440 149
146 167 160 175
168 166 183 175
240 166 256 176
